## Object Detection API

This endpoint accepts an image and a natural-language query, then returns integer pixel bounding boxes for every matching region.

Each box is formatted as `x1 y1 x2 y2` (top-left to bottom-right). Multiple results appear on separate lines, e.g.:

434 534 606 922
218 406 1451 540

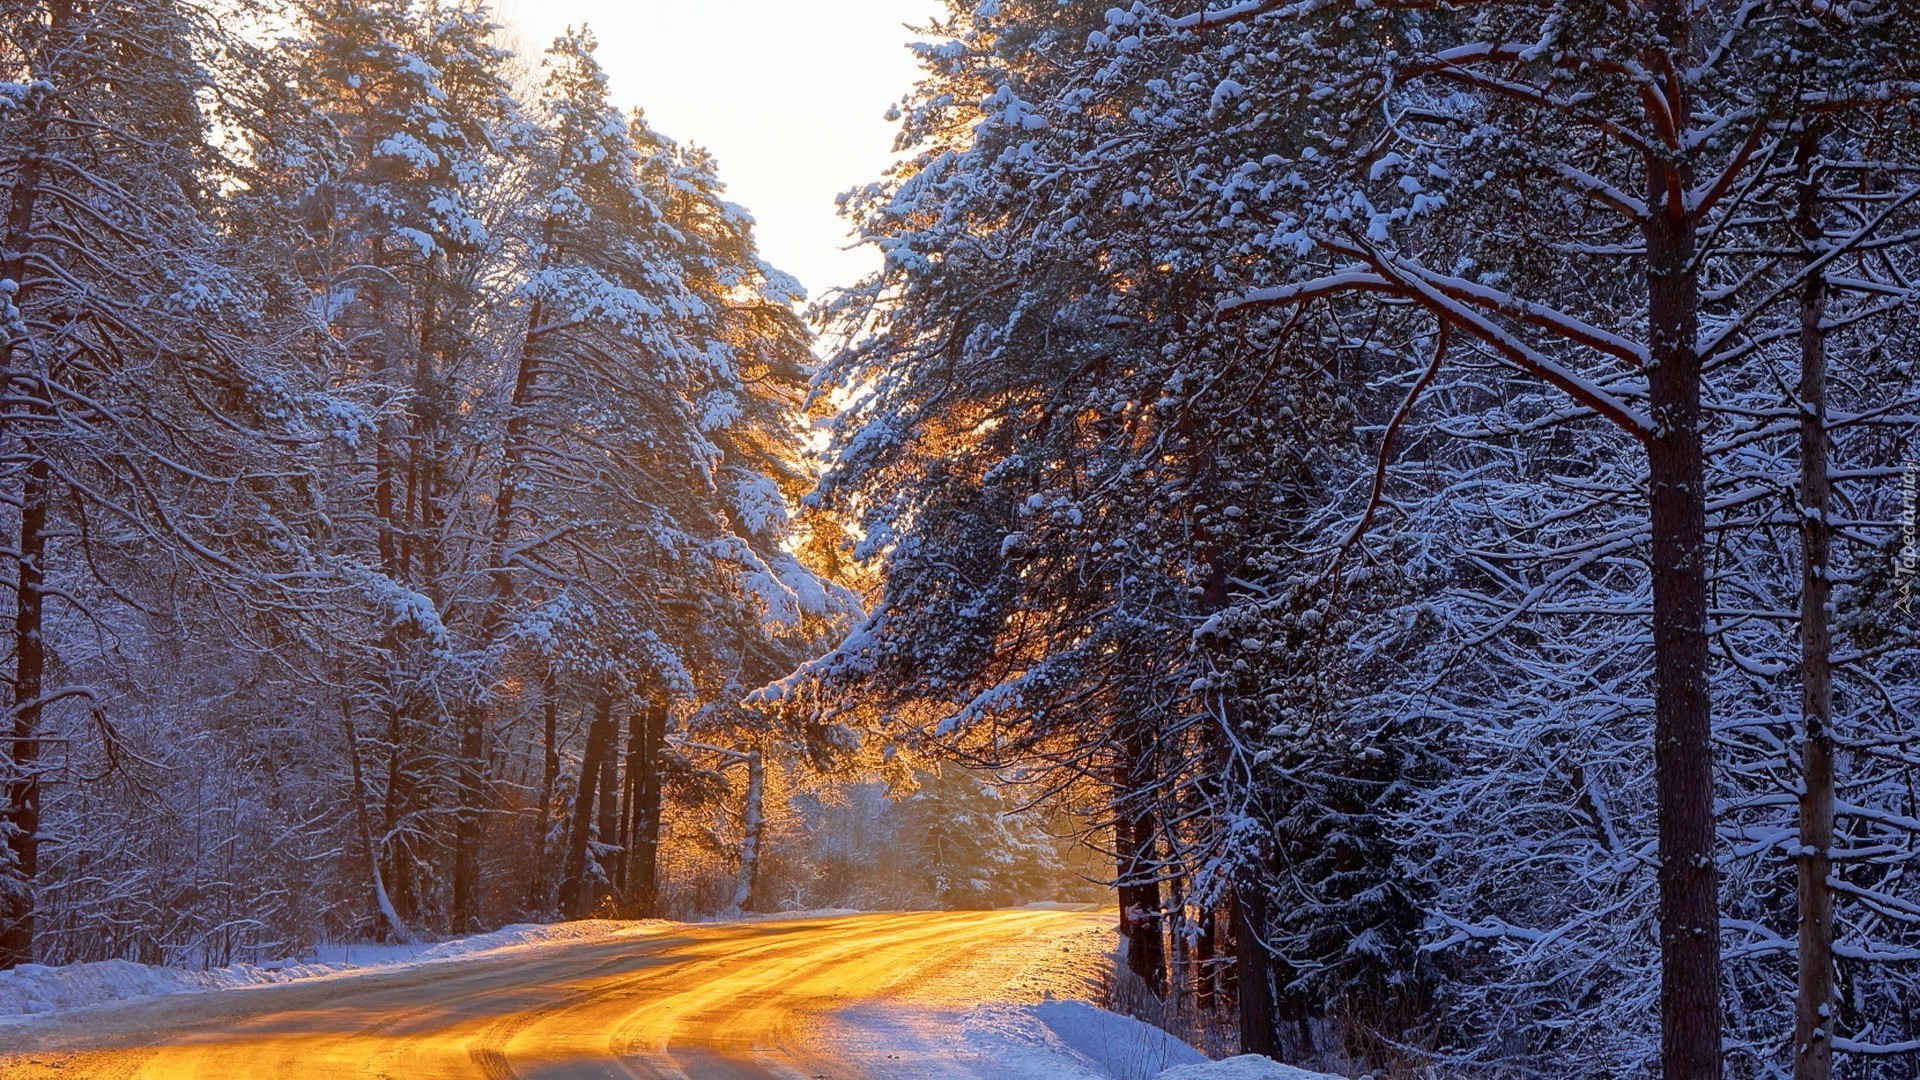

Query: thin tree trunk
423 283 486 930
380 695 416 926
627 695 668 918
559 684 616 919
526 668 560 912
731 748 766 913
1641 31 1725 1066
595 710 620 911
399 430 418 580
403 288 439 587
371 238 401 583
365 226 424 926
451 710 485 932
1167 878 1193 1030
1195 904 1218 1014
341 695 410 943
616 703 642 898
1792 125 1837 1080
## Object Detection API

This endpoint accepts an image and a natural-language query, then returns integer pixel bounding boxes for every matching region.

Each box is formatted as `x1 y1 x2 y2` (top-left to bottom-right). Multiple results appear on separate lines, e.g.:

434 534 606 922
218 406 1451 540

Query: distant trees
895 765 1062 910
700 767 1087 916
805 1 1920 1076
0 0 851 969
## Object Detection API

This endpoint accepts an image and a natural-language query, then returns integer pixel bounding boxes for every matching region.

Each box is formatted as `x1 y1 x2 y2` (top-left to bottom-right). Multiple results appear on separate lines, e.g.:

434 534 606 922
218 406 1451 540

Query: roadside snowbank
831 998 1203 1079
1158 1055 1344 1079
724 906 868 923
833 1000 1343 1080
818 909 1342 1080
1013 999 1207 1079
0 919 658 1017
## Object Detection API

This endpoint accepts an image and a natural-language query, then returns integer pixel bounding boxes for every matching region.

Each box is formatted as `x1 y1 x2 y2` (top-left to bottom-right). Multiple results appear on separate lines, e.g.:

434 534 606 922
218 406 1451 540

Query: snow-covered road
0 909 1225 1079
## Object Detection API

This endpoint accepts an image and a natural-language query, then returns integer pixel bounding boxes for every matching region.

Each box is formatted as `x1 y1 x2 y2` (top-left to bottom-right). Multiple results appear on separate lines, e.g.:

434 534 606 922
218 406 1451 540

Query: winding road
0 908 1112 1079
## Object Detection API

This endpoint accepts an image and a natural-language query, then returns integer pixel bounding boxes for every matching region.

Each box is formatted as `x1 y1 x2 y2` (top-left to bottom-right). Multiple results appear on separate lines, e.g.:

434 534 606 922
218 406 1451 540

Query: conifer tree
0 0 334 968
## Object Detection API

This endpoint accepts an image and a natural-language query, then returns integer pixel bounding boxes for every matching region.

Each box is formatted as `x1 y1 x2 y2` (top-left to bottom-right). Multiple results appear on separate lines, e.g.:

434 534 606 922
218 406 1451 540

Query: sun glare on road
0 912 1113 1079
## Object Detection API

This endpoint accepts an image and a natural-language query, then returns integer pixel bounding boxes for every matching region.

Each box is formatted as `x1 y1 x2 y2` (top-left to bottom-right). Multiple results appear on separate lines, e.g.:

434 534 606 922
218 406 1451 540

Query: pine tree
0 0 331 968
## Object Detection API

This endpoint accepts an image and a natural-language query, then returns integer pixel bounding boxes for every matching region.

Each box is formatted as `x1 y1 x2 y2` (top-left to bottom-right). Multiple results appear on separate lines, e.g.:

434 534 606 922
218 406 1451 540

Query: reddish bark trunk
1642 44 1724 1067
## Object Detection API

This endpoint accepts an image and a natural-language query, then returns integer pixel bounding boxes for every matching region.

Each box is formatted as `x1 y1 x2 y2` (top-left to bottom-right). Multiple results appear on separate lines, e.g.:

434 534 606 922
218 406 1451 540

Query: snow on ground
820 911 1340 1080
0 919 660 1018
832 1001 1341 1080
1158 1056 1347 1079
1022 1000 1204 1078
725 906 869 922
832 999 1204 1079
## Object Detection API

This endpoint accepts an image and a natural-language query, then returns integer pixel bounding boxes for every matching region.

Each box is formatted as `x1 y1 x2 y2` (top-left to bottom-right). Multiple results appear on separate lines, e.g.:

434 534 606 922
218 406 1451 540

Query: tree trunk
341 695 410 943
594 709 620 911
1230 883 1278 1058
731 748 766 913
0 3 63 973
1166 879 1193 1029
1792 126 1837 1080
1642 51 1724 1072
559 684 616 919
616 702 641 897
451 709 486 932
526 669 560 912
0 457 51 970
626 695 668 918
1115 795 1167 996
371 238 401 582
380 696 416 926
1195 904 1218 1013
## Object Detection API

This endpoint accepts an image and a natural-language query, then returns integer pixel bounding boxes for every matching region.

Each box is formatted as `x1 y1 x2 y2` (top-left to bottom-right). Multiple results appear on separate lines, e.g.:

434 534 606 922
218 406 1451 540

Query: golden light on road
0 910 1108 1079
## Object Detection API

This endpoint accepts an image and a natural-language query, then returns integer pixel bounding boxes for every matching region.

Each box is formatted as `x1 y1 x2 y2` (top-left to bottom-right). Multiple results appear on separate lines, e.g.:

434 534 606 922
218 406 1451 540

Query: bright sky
493 0 943 303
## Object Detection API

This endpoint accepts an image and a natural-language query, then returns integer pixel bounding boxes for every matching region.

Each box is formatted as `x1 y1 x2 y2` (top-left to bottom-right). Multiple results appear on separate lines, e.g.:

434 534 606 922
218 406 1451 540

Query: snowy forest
2 0 1920 1077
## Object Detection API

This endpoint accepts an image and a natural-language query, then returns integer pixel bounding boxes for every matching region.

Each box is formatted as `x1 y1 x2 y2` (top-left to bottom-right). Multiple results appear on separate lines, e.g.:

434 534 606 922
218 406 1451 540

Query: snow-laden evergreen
0 0 860 969
799 2 1920 1076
